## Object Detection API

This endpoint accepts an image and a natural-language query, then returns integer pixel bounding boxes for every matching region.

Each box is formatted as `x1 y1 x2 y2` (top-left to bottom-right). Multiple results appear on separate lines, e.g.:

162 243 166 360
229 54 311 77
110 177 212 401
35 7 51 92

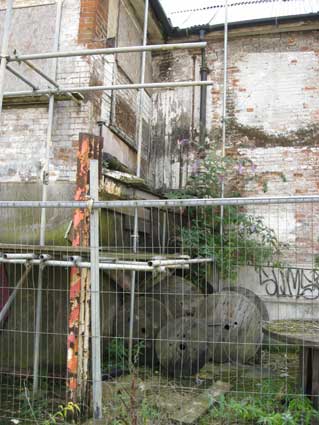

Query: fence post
89 159 102 419
67 133 103 403
32 263 45 394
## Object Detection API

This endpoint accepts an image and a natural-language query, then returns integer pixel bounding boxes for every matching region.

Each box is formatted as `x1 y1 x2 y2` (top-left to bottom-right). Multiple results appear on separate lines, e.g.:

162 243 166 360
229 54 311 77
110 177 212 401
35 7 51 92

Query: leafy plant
167 150 286 283
104 339 145 371
200 384 319 425
42 402 80 424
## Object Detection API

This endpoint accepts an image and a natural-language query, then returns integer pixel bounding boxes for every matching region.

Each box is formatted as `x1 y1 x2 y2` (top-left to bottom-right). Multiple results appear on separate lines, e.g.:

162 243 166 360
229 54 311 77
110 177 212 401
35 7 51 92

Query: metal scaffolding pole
221 0 228 162
6 64 38 90
220 0 228 258
148 258 214 267
0 0 13 115
8 42 207 62
136 0 149 178
3 80 212 98
32 263 46 395
33 0 63 396
22 59 59 88
89 160 103 420
0 264 32 326
1 195 319 209
6 65 80 104
0 256 192 271
2 195 319 209
128 0 149 368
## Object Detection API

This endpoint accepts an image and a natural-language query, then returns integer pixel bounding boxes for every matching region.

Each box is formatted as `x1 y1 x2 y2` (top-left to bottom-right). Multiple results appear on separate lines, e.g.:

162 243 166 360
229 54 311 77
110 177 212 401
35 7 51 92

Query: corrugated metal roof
159 0 319 29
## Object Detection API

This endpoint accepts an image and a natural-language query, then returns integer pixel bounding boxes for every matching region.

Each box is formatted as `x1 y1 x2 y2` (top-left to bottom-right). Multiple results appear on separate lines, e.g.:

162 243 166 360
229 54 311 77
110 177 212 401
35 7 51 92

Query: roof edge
149 0 172 37
169 12 319 37
148 2 319 39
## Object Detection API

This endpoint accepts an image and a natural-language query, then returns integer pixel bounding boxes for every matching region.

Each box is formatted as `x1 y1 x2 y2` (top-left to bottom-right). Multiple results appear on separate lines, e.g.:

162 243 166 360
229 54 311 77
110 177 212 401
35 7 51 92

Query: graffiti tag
258 267 319 300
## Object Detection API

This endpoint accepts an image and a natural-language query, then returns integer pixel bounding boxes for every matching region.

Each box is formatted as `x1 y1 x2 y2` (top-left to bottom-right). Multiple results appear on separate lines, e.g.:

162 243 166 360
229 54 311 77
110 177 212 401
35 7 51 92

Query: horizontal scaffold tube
1 195 319 209
0 257 190 271
8 42 207 62
2 253 37 259
0 257 156 271
3 80 213 98
148 257 214 267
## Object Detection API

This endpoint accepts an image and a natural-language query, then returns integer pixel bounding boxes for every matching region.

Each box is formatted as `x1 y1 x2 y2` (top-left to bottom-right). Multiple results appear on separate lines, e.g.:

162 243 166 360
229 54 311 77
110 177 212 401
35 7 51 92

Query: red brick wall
78 0 109 47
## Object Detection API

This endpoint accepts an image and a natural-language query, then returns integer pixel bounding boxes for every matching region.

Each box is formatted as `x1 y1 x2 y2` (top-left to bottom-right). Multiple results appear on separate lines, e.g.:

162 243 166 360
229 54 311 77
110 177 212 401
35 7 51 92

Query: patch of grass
103 339 145 371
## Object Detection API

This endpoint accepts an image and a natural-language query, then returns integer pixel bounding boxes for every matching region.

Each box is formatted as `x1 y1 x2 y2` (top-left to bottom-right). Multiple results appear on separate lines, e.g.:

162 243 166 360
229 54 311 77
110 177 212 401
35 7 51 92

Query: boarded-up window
111 66 152 156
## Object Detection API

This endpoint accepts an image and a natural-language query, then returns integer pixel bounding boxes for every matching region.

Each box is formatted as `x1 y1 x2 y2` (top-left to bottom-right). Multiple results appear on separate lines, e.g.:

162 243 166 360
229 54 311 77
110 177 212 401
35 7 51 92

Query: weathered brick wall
78 0 108 47
150 27 319 265
0 107 49 181
151 29 319 192
150 48 203 189
108 0 153 176
0 0 153 186
0 0 113 184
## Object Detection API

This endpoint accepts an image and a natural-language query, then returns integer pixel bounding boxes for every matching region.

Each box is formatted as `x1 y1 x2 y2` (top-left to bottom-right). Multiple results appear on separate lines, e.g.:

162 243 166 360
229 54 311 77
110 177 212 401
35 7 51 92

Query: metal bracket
42 170 49 185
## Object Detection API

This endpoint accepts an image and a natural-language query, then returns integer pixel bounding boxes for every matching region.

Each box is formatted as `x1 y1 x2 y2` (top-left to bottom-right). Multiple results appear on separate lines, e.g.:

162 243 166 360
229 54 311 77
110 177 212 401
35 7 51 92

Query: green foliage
11 397 80 425
105 339 145 370
42 402 80 425
201 395 319 425
167 150 285 282
140 399 161 424
200 381 319 425
105 339 129 369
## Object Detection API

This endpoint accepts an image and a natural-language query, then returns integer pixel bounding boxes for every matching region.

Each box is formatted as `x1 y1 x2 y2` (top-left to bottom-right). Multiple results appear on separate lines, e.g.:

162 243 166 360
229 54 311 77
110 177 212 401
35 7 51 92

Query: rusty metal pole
68 135 92 402
67 134 102 403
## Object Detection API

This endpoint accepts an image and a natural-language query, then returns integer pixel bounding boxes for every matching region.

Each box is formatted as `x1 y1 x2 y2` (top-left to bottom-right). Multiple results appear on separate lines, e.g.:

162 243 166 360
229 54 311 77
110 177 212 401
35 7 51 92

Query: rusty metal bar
67 133 103 403
68 135 91 402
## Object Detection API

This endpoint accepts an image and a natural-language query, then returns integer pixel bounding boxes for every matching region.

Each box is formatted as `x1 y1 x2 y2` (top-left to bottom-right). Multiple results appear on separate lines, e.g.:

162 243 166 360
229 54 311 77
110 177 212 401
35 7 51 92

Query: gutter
170 12 319 37
149 1 319 39
149 0 172 37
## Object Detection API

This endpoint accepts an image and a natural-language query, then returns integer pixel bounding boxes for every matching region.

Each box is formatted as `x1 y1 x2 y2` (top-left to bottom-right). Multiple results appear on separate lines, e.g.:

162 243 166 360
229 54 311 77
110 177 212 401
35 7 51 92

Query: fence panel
0 197 318 424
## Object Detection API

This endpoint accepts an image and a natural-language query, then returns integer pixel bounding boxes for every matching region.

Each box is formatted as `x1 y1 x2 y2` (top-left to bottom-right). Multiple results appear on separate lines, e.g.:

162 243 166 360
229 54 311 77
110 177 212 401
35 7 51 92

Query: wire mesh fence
0 197 319 424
